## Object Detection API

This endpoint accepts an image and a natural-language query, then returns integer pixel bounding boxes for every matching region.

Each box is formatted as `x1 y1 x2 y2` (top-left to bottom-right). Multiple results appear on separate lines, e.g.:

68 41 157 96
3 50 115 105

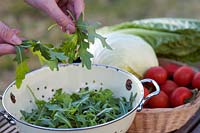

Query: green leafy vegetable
14 15 111 88
14 40 67 88
20 87 136 128
14 45 30 88
98 18 200 63
15 61 29 88
60 14 112 69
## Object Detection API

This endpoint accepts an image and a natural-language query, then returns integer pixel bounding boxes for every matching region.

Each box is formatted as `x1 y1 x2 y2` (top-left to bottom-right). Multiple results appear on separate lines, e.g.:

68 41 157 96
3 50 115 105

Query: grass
0 0 200 90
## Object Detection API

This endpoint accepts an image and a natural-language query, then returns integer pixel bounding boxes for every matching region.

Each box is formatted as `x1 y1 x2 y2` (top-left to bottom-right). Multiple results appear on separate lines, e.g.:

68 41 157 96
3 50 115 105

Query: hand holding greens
14 15 111 88
20 87 136 128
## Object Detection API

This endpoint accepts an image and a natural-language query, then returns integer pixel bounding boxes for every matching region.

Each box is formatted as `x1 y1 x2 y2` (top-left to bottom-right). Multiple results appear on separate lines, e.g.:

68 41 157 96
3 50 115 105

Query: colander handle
0 95 16 125
137 79 160 112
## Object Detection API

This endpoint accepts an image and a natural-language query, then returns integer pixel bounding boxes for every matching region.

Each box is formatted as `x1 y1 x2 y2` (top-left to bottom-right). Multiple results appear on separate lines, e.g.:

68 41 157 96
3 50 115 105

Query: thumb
43 1 76 33
0 43 16 56
73 0 85 20
0 22 22 45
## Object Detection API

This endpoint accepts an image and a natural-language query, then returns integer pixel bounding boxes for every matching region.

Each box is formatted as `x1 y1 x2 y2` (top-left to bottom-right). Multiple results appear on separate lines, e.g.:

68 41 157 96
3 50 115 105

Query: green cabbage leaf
98 18 200 63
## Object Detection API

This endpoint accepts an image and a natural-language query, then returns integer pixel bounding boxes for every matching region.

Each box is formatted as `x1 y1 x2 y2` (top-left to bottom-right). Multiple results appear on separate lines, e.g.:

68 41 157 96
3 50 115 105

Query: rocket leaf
13 15 111 88
15 61 29 88
60 14 112 68
14 40 67 88
20 87 137 128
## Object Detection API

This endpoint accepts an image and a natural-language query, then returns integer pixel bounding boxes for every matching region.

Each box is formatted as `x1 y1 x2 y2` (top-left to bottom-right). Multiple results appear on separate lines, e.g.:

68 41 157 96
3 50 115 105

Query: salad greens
20 87 136 128
14 14 111 88
98 18 200 63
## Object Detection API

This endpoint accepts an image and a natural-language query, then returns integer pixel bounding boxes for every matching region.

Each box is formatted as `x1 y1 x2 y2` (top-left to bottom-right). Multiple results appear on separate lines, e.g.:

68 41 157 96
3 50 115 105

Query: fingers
11 28 20 35
0 38 4 43
27 0 76 33
0 43 16 56
26 0 81 33
73 0 85 20
47 2 76 33
0 21 22 45
0 22 23 56
67 0 85 20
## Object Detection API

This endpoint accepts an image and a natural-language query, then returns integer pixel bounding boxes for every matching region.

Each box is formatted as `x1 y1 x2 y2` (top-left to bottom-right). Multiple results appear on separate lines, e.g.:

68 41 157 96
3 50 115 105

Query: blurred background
0 0 200 92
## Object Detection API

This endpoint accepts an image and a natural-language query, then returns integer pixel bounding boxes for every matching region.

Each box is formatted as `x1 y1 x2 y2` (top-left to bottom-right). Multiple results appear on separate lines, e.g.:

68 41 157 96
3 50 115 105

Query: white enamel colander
0 64 160 133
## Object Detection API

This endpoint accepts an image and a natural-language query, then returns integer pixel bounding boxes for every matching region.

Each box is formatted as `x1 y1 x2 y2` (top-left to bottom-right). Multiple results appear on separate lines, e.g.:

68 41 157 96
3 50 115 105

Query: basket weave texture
129 58 200 133
128 92 200 133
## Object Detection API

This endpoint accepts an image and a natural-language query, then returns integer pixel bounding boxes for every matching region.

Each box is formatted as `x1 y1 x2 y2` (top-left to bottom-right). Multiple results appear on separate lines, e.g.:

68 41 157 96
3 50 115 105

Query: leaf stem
27 85 38 102
15 46 23 63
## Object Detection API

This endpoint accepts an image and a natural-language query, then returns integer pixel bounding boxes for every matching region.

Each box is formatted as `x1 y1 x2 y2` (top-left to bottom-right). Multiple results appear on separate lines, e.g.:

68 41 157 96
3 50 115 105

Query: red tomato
173 66 195 86
163 63 180 77
170 87 192 107
144 87 149 98
160 80 178 96
144 66 168 85
192 72 200 89
144 87 150 105
149 91 170 108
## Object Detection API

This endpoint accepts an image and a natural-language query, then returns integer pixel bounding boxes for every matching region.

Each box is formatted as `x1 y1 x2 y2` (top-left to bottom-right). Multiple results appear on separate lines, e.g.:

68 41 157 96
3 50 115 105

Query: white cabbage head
89 32 158 78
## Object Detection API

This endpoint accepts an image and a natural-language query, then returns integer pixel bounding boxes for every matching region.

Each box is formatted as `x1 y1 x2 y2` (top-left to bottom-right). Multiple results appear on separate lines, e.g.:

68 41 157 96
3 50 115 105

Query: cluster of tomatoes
143 63 200 108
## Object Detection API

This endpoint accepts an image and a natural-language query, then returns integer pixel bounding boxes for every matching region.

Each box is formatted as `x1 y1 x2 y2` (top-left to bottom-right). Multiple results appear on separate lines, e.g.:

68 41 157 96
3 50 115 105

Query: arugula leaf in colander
20 87 137 128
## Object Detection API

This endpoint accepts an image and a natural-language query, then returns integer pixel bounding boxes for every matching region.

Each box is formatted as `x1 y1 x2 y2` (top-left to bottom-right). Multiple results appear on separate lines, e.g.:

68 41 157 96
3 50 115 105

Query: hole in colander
37 88 40 91
51 89 54 92
42 95 45 98
44 86 47 89
126 79 132 91
85 82 88 85
100 82 103 86
120 130 123 132
29 100 32 103
10 93 16 104
93 80 96 83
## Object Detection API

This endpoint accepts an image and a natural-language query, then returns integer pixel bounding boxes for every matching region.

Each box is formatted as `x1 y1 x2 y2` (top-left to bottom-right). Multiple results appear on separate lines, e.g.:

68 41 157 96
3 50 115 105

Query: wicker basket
128 58 200 133
128 92 200 133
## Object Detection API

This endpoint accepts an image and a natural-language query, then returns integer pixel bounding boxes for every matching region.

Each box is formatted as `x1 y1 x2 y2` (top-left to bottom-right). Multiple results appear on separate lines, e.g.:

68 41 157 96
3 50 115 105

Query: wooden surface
0 109 200 133
175 108 200 133
0 114 18 133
